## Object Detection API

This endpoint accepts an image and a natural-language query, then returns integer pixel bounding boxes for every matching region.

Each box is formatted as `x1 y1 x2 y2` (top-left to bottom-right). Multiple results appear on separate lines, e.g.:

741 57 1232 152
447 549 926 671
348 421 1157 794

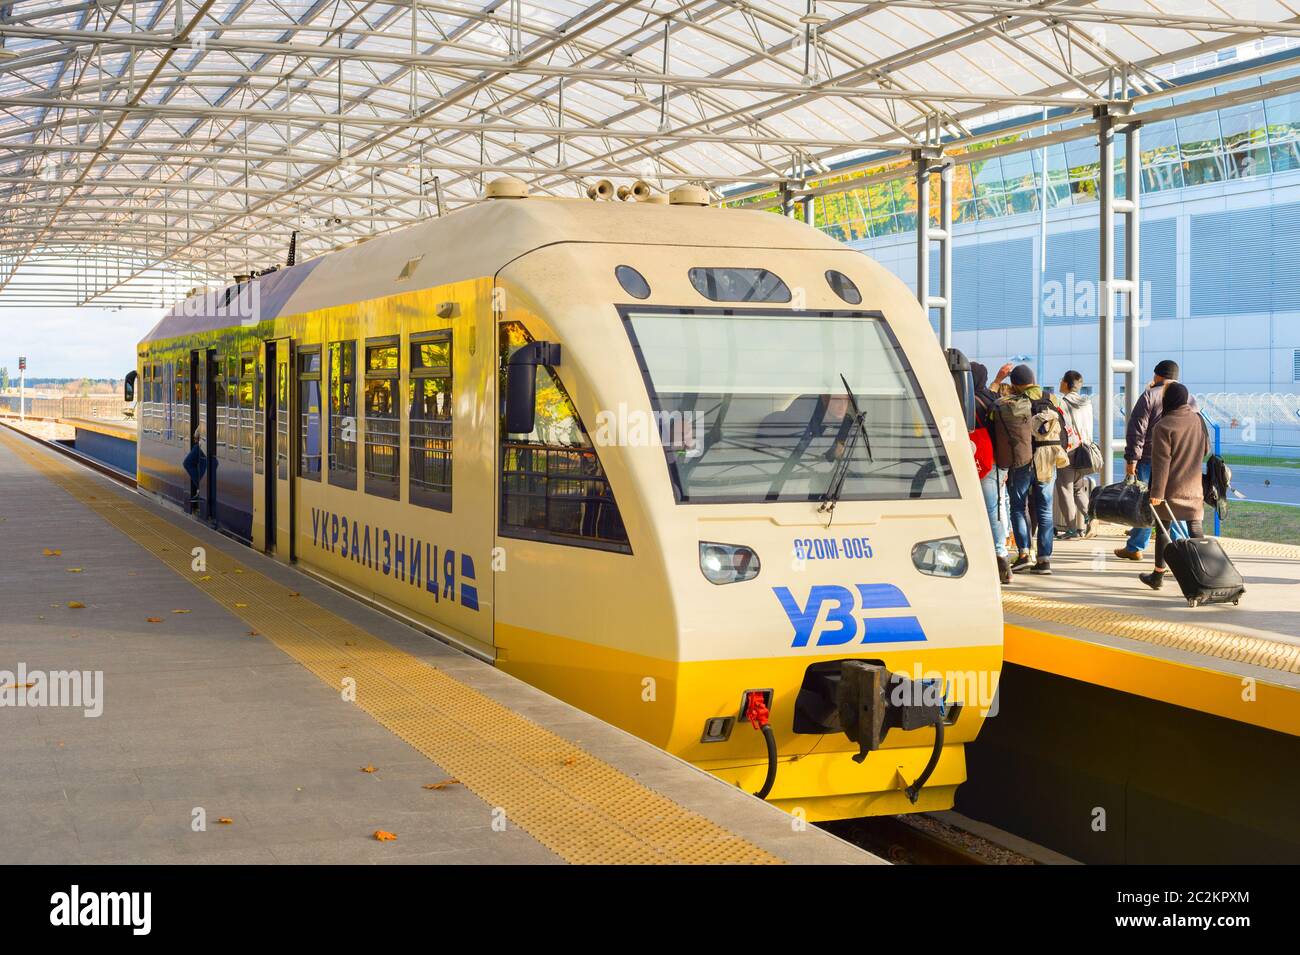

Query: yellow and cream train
134 179 1003 820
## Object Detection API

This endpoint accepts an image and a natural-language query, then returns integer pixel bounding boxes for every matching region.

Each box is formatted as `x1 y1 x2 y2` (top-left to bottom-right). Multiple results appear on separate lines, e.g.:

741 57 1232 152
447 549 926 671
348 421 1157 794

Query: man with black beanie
1114 359 1196 561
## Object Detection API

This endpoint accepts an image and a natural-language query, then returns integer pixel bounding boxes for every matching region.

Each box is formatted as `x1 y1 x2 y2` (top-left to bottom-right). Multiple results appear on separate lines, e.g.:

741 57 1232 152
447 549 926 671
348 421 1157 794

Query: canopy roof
1 0 1297 306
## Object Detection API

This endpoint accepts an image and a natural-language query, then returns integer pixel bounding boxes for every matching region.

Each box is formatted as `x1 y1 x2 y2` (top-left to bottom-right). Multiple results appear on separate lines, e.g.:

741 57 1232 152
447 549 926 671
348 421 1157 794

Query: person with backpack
1054 370 1097 540
971 363 1012 584
1115 359 1195 561
1141 382 1210 591
990 364 1067 575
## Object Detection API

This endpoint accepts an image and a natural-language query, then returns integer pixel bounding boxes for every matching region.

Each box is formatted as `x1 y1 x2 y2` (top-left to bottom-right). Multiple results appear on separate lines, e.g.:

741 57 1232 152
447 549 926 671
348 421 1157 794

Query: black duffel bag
1088 478 1153 529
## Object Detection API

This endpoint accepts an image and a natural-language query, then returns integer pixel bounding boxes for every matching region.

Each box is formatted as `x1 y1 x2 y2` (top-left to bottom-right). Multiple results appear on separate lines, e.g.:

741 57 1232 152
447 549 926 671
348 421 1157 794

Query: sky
0 307 163 380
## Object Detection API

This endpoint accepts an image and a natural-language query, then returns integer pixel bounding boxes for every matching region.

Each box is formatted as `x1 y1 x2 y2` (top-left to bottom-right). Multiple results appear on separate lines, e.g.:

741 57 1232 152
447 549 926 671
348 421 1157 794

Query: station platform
1001 528 1300 737
961 524 1300 864
0 427 872 866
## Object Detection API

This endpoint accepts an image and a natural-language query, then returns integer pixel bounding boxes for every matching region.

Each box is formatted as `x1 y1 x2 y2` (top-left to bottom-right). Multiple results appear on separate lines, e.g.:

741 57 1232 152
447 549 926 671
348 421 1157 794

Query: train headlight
911 536 967 578
699 542 760 585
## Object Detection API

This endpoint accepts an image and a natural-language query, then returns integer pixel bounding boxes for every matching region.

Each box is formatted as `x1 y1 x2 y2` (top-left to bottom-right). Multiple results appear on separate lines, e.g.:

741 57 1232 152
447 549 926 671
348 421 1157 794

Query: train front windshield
623 308 956 504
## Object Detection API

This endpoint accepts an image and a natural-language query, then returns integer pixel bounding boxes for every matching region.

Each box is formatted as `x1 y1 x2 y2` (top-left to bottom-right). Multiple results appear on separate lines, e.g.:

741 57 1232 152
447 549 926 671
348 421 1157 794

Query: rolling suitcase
1151 504 1245 608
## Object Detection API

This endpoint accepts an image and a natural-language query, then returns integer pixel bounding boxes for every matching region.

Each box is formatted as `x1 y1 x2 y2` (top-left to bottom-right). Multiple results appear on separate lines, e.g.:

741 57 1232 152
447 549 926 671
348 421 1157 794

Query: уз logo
773 583 926 648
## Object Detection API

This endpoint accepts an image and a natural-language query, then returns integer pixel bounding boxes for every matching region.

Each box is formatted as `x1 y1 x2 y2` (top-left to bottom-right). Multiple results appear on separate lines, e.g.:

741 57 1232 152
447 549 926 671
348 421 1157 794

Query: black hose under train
905 719 945 804
754 724 778 800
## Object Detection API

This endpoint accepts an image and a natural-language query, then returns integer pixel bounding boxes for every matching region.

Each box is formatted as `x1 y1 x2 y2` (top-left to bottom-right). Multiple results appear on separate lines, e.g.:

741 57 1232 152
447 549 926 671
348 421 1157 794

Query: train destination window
825 270 862 305
688 267 791 303
615 265 651 300
622 308 956 505
298 348 322 481
363 337 400 500
408 331 452 511
498 322 629 552
327 341 357 489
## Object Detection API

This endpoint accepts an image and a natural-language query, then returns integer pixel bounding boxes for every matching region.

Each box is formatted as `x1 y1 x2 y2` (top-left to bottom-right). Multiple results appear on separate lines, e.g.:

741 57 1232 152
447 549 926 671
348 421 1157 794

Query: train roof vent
484 176 529 200
668 184 709 206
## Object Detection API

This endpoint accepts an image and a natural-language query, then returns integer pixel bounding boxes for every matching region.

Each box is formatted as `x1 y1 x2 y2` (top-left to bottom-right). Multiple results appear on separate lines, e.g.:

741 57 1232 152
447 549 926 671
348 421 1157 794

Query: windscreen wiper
818 374 874 524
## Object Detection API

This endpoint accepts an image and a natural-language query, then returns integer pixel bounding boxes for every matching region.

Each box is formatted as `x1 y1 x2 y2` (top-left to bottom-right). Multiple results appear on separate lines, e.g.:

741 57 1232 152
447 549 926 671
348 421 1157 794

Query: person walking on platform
990 364 1067 576
1140 382 1210 591
1114 359 1195 561
971 363 1011 585
1055 370 1095 540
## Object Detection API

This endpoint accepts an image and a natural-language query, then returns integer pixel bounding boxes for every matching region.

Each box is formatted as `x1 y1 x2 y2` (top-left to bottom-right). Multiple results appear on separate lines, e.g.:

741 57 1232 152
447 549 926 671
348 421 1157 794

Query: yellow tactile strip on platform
0 431 780 865
1002 590 1300 675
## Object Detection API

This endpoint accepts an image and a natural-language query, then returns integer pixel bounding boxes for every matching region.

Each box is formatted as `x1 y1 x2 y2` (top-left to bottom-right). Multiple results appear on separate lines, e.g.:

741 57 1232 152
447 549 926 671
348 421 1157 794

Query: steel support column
915 149 953 348
1097 107 1141 487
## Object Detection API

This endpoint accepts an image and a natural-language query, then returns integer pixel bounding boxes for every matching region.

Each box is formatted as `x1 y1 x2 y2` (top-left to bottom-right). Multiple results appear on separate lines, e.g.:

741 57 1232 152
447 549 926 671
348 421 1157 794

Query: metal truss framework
0 0 1298 307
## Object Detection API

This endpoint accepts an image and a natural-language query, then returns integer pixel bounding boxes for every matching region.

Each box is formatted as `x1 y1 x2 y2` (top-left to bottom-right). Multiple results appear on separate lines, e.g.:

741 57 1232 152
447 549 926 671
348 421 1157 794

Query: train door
188 351 201 513
251 338 293 559
272 339 293 559
189 348 219 523
252 342 268 551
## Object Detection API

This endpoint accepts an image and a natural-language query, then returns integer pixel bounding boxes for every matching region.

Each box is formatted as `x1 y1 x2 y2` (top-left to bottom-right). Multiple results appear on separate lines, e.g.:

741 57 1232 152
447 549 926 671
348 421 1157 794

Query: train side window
688 267 791 303
363 337 400 500
177 361 190 446
253 354 265 475
327 341 357 489
213 358 228 458
498 321 630 553
298 348 322 481
239 354 255 466
409 331 452 511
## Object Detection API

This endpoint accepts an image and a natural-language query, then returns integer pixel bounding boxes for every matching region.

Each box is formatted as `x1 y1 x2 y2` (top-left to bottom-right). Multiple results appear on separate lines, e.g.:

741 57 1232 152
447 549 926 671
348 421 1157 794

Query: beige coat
1149 405 1210 522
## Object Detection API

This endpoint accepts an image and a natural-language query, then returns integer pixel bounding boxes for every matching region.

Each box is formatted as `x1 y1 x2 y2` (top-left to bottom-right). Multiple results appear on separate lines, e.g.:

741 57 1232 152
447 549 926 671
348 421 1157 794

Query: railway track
0 419 136 488
823 812 1048 865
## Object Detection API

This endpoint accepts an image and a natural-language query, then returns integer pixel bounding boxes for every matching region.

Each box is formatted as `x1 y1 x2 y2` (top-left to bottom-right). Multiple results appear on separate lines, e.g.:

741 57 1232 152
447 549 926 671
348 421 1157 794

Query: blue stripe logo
772 584 925 648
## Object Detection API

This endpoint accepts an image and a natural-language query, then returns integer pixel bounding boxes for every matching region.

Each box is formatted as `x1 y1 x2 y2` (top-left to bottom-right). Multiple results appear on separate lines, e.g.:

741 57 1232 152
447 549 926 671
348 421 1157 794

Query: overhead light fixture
0 47 18 60
799 12 829 26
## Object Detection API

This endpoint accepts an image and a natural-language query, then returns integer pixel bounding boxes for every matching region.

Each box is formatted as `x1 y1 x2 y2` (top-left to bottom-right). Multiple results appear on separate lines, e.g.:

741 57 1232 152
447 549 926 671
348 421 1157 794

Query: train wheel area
0 428 872 866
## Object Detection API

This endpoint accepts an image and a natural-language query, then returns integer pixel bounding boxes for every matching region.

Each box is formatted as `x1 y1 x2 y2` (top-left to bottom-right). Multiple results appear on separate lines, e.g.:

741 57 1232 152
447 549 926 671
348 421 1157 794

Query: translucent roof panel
1 0 1299 304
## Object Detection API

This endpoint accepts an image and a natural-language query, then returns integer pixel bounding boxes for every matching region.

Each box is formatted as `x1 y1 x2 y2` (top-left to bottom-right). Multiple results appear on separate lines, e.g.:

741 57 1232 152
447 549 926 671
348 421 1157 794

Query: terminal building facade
809 56 1300 455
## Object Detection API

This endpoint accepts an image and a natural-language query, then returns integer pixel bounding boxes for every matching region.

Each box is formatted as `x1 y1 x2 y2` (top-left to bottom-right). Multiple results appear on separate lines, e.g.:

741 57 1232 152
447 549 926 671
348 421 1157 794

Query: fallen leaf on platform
360 765 377 774
0 682 34 691
66 601 85 609
247 630 259 636
172 609 191 614
199 575 212 581
288 591 300 598
67 568 83 573
423 779 460 791
344 641 356 647
145 617 163 623
42 548 61 557
234 602 248 608
561 756 576 766
233 568 243 574
373 830 397 842
217 817 234 825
